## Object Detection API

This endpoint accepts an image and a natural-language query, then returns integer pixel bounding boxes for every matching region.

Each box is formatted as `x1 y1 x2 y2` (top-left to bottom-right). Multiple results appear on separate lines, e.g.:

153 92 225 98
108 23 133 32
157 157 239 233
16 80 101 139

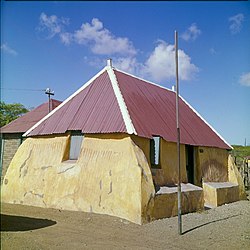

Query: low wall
152 183 204 220
203 182 239 207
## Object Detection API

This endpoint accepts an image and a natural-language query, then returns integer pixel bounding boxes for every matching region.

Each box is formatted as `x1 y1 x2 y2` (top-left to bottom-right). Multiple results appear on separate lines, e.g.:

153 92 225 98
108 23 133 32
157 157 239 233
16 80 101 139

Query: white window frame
150 136 161 168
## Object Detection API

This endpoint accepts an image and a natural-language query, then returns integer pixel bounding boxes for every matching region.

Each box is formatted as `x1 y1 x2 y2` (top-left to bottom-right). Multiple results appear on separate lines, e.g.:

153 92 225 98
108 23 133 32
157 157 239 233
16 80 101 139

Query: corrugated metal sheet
0 99 61 134
26 67 230 150
28 71 126 136
114 70 231 149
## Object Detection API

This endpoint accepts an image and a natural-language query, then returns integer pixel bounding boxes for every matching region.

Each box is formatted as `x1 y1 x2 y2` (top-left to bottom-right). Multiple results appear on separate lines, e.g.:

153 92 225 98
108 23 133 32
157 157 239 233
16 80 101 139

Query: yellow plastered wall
1 133 155 224
196 147 229 183
160 140 187 185
1 135 69 206
131 136 187 186
149 140 187 186
228 154 247 200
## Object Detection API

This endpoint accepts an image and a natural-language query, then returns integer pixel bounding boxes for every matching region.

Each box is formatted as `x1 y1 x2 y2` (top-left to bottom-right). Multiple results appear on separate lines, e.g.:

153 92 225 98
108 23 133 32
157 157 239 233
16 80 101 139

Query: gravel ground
1 198 250 250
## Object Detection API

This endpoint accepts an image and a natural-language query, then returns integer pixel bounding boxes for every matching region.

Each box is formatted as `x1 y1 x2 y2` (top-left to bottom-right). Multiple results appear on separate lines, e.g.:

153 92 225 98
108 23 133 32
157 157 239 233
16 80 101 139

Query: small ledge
156 183 203 195
62 159 77 164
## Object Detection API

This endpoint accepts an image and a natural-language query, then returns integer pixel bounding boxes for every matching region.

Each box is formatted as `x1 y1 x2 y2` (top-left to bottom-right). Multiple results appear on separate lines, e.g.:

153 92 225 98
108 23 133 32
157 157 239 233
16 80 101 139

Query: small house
2 61 243 224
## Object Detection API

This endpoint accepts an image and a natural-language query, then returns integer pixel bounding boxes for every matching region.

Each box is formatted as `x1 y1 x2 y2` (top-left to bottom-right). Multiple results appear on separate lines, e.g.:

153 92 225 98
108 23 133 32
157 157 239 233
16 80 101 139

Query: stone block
203 182 239 207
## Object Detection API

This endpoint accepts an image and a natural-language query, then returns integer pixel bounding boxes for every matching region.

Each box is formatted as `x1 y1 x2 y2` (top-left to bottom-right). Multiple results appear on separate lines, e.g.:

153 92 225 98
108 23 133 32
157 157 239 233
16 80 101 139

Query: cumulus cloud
1 43 18 56
143 41 199 82
73 18 136 56
37 12 69 39
229 13 244 34
37 14 136 56
37 14 198 83
112 57 142 75
239 72 250 87
181 23 201 41
59 32 73 45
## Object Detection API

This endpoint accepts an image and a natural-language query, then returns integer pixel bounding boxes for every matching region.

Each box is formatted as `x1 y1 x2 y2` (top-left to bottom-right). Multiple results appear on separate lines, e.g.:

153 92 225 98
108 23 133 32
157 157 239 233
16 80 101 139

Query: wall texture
1 133 155 224
196 147 229 183
1 133 22 183
228 154 247 200
2 133 238 223
132 136 187 186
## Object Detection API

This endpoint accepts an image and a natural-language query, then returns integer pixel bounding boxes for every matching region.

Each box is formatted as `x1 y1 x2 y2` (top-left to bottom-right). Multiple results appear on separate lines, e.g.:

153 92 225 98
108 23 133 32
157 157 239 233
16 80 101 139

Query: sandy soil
1 199 250 250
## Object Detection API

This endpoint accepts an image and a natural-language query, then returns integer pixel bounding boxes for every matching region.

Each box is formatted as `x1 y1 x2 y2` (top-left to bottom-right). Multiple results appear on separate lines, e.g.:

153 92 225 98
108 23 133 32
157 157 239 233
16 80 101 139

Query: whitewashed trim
114 68 173 92
107 66 137 135
180 96 232 149
24 67 108 137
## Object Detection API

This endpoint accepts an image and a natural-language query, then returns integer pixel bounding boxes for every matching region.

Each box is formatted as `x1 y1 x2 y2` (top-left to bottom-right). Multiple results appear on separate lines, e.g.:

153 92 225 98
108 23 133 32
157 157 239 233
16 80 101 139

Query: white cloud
113 57 141 75
1 43 18 56
181 23 201 41
37 14 136 56
37 12 69 39
239 72 250 87
73 18 136 56
229 13 244 35
59 32 73 45
37 14 198 83
142 41 199 82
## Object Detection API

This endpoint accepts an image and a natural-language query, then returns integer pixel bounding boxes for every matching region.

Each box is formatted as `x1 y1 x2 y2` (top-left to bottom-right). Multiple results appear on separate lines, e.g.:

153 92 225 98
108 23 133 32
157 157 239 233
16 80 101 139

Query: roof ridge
113 67 174 93
107 66 137 135
24 67 108 137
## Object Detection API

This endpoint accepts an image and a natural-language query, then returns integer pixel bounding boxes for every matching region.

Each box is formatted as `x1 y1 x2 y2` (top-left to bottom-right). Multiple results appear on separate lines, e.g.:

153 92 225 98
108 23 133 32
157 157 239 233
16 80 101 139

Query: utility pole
175 30 182 235
45 88 54 113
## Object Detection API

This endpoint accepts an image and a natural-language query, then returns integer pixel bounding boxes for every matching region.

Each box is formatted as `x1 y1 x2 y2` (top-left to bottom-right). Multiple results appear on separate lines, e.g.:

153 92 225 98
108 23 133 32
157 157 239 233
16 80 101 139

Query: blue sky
1 1 249 145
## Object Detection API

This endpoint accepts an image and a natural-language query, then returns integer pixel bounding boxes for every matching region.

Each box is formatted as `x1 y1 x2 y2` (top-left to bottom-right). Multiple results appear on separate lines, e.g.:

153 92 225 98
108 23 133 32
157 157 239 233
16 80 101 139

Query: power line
1 88 45 92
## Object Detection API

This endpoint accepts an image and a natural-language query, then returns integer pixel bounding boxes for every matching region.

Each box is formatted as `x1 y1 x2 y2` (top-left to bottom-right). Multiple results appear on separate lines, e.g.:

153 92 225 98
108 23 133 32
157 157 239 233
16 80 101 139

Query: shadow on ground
1 214 56 232
182 214 241 235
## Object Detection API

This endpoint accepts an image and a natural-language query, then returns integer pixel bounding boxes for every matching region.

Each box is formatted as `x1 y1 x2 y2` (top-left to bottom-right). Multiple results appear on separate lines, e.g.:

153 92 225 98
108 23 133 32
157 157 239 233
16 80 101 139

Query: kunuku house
1 60 245 224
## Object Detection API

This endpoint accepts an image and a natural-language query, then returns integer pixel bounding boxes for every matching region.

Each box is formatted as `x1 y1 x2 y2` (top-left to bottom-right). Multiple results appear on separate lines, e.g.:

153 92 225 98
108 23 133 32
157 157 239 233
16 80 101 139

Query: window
150 136 161 167
69 131 83 160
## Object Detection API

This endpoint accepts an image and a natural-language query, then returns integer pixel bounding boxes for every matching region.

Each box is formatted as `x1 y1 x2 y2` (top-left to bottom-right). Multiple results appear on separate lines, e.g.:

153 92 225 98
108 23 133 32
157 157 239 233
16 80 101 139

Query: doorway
186 145 194 184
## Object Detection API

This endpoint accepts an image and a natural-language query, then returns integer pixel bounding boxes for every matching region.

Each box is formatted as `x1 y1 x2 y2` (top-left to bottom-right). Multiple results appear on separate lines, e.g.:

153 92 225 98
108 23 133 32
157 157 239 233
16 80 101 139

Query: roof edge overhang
179 95 232 150
23 66 109 137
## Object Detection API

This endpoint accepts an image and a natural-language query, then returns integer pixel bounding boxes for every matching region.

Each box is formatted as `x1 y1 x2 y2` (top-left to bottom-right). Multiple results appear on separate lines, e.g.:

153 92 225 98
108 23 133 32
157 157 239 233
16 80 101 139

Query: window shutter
69 134 83 160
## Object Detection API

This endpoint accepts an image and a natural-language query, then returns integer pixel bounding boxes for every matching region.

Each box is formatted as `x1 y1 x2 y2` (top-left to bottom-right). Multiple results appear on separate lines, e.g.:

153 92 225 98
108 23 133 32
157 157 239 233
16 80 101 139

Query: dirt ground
1 198 250 250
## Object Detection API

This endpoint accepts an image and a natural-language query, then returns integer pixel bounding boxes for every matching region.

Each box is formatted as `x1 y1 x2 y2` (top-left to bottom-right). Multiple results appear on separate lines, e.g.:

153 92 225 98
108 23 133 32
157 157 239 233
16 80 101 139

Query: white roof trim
107 66 137 135
24 67 108 137
114 67 173 92
180 96 232 149
114 67 232 149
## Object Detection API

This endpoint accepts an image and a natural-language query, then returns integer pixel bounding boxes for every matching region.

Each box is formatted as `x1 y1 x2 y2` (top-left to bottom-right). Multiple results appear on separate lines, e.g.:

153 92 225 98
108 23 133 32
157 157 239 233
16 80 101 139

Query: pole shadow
182 214 241 235
1 214 56 232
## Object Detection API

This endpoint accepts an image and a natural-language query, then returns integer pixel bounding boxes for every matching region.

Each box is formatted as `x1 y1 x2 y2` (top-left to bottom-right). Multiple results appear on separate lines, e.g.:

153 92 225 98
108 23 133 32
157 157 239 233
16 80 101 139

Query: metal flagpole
175 30 182 235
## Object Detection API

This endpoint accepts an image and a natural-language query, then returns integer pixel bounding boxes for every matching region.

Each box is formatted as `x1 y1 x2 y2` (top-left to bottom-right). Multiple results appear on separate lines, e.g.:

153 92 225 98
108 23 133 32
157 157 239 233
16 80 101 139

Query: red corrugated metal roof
25 66 231 150
114 70 231 149
28 71 126 136
0 99 62 134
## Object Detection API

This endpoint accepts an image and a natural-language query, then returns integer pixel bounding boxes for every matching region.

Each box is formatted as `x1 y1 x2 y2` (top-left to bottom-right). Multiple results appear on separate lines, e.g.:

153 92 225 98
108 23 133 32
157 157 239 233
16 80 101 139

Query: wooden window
69 131 83 160
150 136 161 168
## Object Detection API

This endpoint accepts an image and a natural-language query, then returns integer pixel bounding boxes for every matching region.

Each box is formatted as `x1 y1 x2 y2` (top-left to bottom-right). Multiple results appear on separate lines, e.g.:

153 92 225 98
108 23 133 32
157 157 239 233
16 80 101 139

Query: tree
0 101 29 127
